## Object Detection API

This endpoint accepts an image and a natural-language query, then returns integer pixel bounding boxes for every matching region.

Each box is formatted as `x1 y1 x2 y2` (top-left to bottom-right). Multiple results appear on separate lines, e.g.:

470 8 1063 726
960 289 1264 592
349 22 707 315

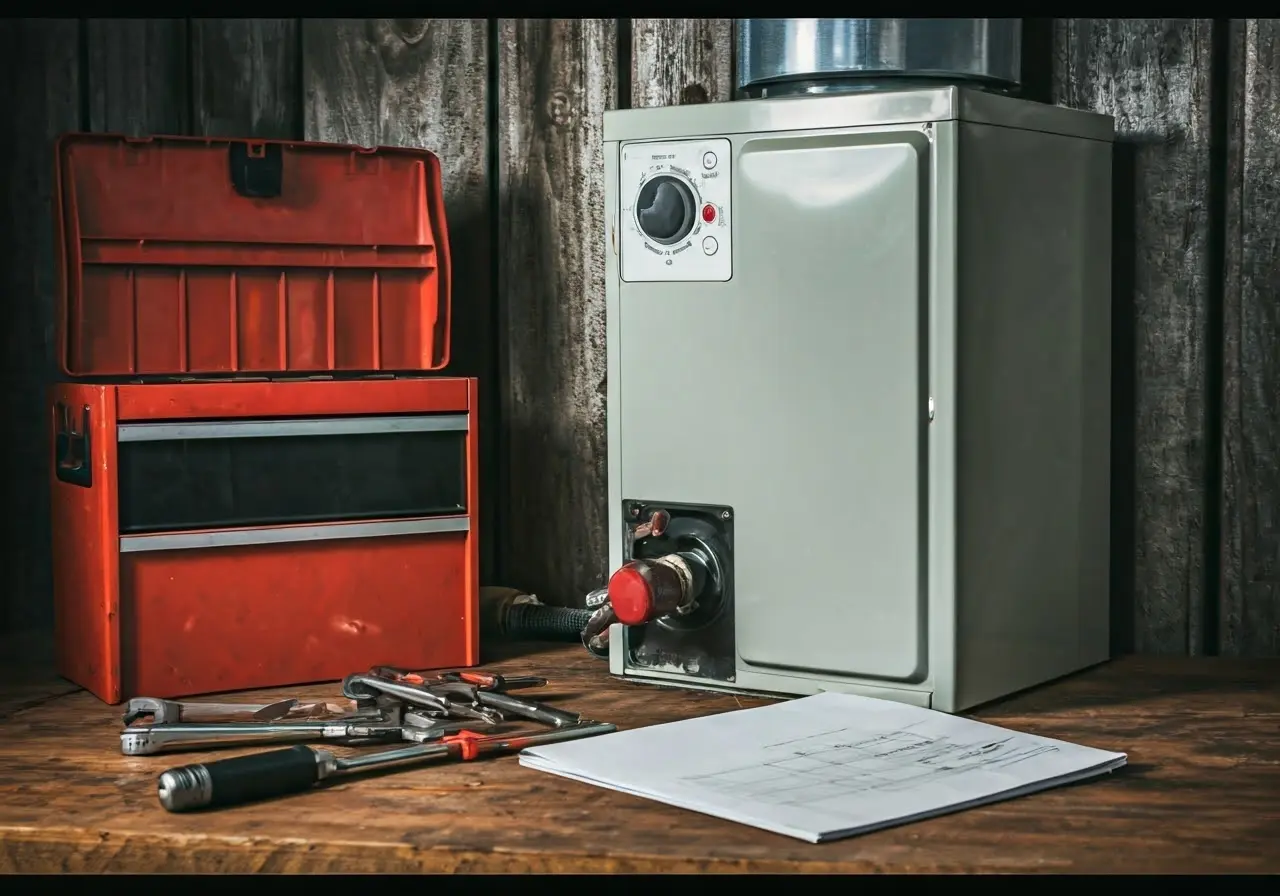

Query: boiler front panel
615 126 930 684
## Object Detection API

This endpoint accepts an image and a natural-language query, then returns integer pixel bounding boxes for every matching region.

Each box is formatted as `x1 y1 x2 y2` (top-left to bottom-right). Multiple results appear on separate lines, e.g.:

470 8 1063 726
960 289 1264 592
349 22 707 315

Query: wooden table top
0 634 1277 874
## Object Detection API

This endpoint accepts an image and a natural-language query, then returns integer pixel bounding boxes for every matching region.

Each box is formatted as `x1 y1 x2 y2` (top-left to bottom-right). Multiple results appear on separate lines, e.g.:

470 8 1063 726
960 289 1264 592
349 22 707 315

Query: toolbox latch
54 402 92 488
229 141 283 199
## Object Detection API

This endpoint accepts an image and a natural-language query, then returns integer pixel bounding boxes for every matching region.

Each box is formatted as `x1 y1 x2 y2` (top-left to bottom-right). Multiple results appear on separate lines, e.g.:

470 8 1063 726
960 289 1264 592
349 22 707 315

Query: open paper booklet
520 691 1127 843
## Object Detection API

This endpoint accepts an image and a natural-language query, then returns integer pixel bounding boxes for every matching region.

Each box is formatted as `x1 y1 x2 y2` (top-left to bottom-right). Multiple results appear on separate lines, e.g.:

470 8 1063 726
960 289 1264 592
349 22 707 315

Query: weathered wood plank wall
496 18 616 606
302 18 497 579
1223 20 1280 657
0 18 79 634
0 17 1276 657
190 19 300 139
1052 19 1219 656
85 19 189 135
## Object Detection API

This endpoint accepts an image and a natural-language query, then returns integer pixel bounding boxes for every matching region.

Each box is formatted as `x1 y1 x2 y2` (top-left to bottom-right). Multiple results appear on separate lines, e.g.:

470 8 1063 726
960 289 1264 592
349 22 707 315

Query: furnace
600 85 1115 712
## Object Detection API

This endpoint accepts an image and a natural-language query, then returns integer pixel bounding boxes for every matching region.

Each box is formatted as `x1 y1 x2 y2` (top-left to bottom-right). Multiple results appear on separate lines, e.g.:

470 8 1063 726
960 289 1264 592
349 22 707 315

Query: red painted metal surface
50 378 480 703
50 383 121 701
54 133 451 377
114 377 470 421
119 532 470 698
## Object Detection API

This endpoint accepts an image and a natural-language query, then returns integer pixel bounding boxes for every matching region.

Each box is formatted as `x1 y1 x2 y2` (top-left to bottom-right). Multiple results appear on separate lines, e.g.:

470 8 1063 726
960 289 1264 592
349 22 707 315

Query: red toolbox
48 134 476 703
51 378 480 703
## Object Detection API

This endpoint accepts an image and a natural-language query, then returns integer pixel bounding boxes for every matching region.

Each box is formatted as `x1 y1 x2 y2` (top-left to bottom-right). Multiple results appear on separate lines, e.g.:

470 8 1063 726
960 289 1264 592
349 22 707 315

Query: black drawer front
117 417 467 534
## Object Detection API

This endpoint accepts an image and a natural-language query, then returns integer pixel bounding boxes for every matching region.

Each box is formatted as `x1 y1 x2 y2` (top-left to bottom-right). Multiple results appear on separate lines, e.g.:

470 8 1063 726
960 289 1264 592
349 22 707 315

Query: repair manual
519 691 1127 843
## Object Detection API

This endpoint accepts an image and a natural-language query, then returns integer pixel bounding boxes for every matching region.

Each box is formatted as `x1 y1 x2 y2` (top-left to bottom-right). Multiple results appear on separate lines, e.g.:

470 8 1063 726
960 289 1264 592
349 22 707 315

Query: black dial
635 175 696 245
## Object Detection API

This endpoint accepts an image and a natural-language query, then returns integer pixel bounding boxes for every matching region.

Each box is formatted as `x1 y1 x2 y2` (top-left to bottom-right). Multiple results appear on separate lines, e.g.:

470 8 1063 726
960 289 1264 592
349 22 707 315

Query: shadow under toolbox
50 378 480 704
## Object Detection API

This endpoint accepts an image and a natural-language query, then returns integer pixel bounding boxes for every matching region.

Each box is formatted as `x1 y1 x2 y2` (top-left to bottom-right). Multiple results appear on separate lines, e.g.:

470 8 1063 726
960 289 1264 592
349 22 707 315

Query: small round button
702 236 718 255
702 151 717 169
701 203 716 223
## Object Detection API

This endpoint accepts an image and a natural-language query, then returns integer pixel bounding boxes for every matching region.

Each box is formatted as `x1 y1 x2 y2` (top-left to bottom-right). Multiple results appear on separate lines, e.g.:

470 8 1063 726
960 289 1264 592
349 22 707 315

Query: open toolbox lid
54 134 452 377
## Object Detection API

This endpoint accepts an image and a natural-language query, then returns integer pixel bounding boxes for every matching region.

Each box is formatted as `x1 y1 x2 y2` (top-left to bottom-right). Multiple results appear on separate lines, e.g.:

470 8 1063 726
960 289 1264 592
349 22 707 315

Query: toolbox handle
54 403 92 488
229 141 283 199
119 516 470 554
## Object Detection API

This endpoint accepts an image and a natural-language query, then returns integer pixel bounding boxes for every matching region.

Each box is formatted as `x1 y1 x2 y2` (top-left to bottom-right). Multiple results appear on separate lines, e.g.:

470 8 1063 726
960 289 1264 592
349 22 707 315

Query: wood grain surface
190 19 300 139
303 18 497 580
0 19 80 633
85 18 189 135
0 639 1276 874
1052 19 1217 656
630 19 734 107
496 19 616 605
1222 21 1280 659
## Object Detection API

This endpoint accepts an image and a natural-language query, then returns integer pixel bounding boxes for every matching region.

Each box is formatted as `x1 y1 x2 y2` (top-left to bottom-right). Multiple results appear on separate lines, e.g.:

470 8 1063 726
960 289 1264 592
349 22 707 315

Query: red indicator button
701 203 716 223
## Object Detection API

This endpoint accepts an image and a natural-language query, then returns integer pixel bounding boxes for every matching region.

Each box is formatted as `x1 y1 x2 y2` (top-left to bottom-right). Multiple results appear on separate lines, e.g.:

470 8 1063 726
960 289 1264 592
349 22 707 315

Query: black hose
500 603 593 642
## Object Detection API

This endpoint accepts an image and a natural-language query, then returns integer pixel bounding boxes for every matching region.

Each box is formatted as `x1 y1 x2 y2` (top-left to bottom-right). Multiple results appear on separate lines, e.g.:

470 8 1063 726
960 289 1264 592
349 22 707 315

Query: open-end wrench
121 696 362 726
427 680 581 729
120 699 406 756
121 697 301 726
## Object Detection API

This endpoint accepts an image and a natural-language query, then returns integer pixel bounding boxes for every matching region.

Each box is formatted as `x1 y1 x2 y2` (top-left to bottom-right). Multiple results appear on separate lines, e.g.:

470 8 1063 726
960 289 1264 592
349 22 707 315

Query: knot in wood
681 84 710 105
390 18 430 45
547 90 575 128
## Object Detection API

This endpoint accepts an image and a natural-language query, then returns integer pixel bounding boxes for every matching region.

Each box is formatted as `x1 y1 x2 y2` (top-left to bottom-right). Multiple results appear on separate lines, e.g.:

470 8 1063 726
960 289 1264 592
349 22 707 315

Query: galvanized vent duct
735 18 1022 98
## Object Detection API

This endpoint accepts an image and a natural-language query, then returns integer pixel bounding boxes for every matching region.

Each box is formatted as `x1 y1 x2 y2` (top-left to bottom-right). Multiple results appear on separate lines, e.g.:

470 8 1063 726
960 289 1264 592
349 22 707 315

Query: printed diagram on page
680 725 1062 808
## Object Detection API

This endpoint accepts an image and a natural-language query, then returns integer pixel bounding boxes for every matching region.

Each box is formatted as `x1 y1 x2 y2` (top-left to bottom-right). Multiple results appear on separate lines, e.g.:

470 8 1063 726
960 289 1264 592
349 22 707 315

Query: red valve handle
607 557 687 626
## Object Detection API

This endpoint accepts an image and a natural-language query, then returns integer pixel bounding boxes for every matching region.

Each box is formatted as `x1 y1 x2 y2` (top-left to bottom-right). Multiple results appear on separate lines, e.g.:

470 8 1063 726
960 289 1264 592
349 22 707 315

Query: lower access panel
617 128 929 683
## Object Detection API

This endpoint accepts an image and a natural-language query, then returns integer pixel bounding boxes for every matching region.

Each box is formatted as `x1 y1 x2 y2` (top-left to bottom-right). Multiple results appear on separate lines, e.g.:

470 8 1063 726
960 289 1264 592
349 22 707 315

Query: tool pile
118 666 614 813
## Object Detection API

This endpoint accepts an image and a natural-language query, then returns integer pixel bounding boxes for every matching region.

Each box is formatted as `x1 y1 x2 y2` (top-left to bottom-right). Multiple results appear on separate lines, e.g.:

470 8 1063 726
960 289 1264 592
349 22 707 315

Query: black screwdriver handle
157 745 323 812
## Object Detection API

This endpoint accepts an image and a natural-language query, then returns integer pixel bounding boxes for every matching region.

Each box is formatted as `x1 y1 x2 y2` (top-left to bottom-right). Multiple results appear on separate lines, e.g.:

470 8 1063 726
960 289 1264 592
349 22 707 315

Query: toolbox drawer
119 526 469 697
50 378 480 703
116 414 468 533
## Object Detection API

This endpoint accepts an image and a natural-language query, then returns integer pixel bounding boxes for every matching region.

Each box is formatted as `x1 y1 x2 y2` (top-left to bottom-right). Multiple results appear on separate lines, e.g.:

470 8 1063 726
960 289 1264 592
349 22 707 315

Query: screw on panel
720 510 732 520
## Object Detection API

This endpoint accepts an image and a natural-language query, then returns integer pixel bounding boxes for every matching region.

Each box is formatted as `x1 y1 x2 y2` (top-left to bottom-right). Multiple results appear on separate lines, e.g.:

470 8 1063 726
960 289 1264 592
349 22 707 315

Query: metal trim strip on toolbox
119 516 470 553
116 414 470 442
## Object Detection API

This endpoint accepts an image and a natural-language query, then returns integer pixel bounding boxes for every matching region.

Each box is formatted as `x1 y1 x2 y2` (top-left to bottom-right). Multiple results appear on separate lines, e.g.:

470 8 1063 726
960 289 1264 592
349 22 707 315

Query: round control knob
608 557 687 626
635 175 696 245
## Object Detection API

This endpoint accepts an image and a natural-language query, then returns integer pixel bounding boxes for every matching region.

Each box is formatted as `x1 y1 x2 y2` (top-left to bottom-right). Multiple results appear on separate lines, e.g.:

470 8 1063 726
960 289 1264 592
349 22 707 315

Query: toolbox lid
54 133 452 377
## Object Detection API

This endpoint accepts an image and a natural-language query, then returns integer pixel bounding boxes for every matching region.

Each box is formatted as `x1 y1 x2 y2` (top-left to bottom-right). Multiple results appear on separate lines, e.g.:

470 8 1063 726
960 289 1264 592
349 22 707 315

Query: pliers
369 666 547 693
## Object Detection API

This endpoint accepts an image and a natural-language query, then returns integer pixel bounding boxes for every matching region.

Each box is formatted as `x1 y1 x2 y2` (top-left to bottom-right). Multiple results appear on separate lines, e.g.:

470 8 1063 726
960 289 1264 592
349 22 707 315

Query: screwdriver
155 721 617 812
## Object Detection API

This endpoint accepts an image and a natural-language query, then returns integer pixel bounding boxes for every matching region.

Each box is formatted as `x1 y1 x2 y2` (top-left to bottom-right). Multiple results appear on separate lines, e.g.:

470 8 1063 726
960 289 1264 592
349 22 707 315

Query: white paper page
520 692 1127 843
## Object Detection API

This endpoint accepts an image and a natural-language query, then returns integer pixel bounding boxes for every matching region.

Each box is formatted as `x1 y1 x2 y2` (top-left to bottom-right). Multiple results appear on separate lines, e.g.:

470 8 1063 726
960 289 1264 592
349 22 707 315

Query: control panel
619 138 731 283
